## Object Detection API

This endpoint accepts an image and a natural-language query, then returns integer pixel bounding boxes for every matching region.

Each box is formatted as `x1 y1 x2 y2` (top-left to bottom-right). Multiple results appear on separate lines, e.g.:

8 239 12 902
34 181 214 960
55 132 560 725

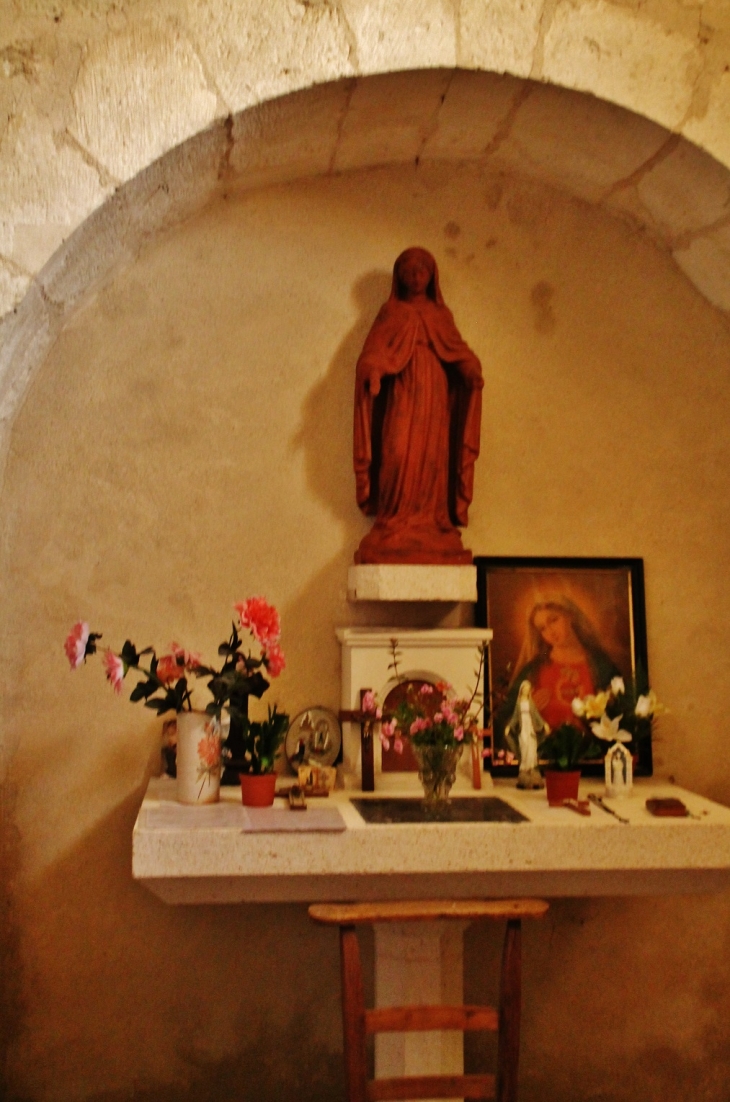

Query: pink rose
234 597 281 648
171 642 201 671
393 737 404 754
64 621 90 669
362 690 377 714
157 654 183 685
419 683 434 695
379 733 390 751
264 642 286 678
433 712 443 723
454 726 464 741
410 718 429 735
102 649 125 694
381 719 396 738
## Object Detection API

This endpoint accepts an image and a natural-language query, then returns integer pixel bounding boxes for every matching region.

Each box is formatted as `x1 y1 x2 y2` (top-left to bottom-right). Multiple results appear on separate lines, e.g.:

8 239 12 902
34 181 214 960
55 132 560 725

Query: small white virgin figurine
505 680 547 790
605 740 633 799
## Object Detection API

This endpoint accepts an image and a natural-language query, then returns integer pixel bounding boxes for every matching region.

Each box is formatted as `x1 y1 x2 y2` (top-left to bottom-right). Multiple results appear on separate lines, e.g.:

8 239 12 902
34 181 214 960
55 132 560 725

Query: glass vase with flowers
363 641 488 808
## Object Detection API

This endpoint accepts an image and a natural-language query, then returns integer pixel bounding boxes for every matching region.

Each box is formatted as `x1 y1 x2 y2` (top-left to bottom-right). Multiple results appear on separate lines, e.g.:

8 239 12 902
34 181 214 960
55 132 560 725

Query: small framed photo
475 556 651 776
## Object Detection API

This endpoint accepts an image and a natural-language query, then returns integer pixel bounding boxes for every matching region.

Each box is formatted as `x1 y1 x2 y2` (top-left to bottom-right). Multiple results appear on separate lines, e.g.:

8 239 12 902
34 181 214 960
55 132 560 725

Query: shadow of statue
291 268 392 540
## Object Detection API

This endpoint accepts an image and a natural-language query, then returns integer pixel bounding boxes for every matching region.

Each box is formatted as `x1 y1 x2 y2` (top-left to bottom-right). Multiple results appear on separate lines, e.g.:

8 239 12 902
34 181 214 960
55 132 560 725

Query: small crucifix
338 688 378 792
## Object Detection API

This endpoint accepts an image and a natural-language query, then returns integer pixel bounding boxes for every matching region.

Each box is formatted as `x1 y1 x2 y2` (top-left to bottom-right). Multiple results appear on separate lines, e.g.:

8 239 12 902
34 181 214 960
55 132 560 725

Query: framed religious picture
474 556 651 777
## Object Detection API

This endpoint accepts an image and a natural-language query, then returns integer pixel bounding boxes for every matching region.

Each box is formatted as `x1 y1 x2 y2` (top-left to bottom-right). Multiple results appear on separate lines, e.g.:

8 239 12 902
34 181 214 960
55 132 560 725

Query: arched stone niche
2 66 730 1102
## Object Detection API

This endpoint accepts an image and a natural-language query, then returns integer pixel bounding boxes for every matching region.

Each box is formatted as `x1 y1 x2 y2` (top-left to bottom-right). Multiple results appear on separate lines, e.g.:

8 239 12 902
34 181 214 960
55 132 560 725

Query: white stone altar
133 776 730 1088
133 776 730 903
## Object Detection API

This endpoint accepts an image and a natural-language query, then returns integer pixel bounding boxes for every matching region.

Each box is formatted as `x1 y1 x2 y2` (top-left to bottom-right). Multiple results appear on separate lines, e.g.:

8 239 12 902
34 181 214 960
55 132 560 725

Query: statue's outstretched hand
366 368 381 397
464 365 484 389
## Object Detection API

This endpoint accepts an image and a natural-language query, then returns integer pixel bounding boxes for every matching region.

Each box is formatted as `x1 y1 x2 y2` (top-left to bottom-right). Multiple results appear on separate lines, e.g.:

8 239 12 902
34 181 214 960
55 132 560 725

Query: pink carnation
102 649 125 694
157 654 183 685
234 597 281 648
265 642 286 678
171 642 201 670
64 621 90 669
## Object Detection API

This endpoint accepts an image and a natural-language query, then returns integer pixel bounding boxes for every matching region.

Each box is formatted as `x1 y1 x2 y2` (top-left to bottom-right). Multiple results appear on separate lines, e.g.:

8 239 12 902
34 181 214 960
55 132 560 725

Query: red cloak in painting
353 252 483 564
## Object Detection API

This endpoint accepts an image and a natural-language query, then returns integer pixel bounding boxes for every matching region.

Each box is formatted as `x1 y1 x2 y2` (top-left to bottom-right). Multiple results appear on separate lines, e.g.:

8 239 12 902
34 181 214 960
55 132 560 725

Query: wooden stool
309 899 549 1102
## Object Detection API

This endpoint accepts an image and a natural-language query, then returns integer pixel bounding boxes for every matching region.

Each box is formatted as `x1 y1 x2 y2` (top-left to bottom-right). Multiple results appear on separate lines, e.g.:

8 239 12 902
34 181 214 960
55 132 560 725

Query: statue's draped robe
354 292 482 564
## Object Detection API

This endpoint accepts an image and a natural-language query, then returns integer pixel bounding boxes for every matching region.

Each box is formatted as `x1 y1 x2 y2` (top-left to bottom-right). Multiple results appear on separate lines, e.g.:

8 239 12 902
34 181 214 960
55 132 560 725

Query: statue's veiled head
392 247 442 303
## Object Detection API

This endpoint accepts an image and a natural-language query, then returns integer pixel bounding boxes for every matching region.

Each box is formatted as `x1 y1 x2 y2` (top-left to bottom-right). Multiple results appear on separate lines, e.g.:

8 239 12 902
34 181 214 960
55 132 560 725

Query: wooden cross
339 688 378 792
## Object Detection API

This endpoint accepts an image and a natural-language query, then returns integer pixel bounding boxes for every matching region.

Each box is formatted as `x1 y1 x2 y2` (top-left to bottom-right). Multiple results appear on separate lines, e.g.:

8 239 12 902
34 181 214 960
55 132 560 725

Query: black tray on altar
351 797 528 825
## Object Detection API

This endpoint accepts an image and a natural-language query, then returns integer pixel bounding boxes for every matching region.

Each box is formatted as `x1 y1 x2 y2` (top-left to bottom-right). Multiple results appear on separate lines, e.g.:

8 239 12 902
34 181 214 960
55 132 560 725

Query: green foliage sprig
538 723 604 772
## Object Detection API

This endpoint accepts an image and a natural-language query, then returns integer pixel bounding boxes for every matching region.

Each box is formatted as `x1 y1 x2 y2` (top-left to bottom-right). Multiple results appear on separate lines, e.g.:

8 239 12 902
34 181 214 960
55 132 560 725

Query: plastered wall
1 159 729 1101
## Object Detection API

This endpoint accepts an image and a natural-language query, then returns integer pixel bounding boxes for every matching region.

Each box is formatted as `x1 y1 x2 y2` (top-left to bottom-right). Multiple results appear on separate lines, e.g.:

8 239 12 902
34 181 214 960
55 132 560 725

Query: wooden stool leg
340 924 368 1102
496 918 522 1102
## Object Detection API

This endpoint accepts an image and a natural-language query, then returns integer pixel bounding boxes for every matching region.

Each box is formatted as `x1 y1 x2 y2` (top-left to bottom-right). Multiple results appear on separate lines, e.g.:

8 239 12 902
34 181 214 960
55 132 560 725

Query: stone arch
2 0 729 325
2 64 730 482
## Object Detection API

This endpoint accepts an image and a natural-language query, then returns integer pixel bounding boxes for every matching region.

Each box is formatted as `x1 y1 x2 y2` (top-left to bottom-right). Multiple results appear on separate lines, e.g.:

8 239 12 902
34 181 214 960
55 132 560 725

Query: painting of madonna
479 559 648 766
502 595 621 731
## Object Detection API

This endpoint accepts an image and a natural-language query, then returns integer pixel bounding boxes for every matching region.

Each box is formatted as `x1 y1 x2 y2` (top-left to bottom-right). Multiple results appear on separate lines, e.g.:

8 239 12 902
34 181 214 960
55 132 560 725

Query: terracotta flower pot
544 769 581 807
239 772 277 808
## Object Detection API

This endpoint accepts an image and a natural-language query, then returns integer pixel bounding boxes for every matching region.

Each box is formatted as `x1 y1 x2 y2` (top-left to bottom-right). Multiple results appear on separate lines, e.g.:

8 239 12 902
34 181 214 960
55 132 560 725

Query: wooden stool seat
309 898 549 1102
309 899 549 925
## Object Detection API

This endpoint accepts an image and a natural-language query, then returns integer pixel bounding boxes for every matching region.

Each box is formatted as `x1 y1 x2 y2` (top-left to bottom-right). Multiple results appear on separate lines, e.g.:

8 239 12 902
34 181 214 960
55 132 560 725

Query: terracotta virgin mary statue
353 247 483 564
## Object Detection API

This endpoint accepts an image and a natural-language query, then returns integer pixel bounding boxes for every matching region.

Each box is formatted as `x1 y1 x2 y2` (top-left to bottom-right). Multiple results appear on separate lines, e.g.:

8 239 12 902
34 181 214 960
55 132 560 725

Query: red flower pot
544 770 581 807
239 772 277 808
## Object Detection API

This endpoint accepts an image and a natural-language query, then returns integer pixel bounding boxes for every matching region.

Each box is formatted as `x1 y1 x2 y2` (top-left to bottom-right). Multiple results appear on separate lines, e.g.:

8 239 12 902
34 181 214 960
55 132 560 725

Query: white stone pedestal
375 921 466 1093
348 564 477 602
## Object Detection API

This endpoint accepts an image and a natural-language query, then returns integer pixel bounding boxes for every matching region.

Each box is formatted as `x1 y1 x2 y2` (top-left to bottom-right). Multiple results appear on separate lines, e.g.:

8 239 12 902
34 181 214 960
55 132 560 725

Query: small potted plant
232 705 290 806
539 722 603 806
64 596 287 807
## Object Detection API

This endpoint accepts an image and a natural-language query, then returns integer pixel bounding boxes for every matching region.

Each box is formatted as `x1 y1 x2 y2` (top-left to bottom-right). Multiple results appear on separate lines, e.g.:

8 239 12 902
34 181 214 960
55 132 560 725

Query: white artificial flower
611 677 625 696
583 691 610 719
591 713 632 743
635 689 663 717
571 696 586 717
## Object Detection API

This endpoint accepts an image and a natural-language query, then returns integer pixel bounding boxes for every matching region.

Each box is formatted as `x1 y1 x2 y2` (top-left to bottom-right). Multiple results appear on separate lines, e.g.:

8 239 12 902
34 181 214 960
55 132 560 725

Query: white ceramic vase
176 710 222 805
